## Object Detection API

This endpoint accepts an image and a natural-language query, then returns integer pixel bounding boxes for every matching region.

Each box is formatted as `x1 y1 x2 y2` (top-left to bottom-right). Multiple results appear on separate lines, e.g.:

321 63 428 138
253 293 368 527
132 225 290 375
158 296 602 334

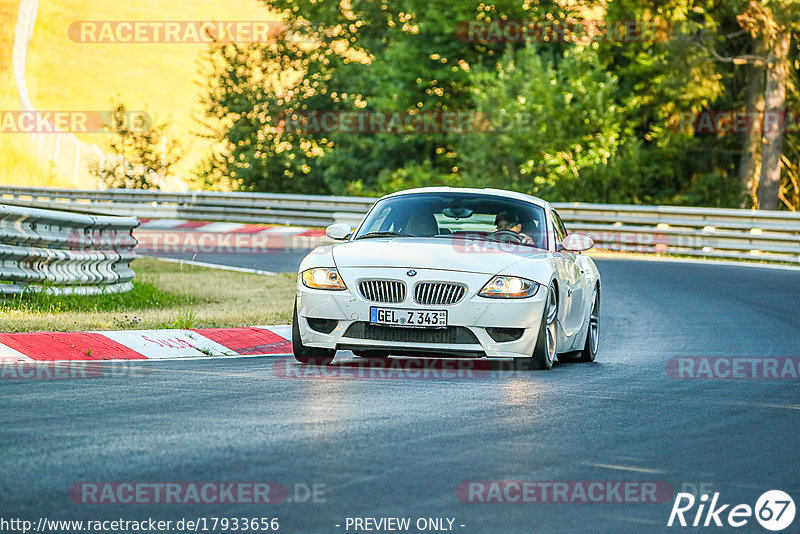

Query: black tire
292 303 335 365
557 350 582 363
514 283 558 371
575 286 600 362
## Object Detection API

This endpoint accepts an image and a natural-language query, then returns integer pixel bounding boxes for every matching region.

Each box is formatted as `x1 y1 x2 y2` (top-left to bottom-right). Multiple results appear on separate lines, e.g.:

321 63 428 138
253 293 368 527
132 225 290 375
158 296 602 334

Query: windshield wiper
355 231 413 240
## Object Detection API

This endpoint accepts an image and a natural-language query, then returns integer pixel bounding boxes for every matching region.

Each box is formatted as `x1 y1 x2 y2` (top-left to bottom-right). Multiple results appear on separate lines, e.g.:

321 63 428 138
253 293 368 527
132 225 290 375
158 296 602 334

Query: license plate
370 307 447 328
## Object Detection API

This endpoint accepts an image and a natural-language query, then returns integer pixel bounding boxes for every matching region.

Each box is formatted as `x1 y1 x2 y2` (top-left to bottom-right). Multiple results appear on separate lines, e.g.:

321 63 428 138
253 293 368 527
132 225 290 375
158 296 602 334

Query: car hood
331 237 548 275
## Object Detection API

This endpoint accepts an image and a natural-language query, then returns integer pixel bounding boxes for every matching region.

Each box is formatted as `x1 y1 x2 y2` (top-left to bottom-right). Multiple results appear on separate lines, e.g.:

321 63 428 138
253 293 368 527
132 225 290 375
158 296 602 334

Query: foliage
90 102 181 189
456 44 625 202
196 0 799 208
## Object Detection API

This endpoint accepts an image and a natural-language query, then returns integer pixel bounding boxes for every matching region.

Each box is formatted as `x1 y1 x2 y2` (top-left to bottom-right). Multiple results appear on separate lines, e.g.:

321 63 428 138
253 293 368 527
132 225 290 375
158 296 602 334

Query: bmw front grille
358 279 406 303
413 282 466 306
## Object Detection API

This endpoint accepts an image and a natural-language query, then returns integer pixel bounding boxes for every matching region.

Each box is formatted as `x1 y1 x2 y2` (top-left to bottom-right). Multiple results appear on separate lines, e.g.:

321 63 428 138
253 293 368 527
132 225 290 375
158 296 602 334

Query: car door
549 208 585 337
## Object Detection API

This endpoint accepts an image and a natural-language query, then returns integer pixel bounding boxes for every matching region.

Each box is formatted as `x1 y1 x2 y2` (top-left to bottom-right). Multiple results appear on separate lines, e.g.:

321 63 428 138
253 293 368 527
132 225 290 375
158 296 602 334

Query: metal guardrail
0 203 138 295
1 186 798 265
0 186 374 227
555 203 800 264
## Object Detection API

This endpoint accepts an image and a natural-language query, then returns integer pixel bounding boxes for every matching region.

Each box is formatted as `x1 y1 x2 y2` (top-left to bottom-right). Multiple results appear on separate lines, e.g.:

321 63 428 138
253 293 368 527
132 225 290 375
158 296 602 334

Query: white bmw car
292 187 600 370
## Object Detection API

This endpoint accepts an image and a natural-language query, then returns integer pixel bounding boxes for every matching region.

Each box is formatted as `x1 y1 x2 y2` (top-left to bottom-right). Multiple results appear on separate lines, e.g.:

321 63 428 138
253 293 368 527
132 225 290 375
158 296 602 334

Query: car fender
493 254 558 287
298 244 337 273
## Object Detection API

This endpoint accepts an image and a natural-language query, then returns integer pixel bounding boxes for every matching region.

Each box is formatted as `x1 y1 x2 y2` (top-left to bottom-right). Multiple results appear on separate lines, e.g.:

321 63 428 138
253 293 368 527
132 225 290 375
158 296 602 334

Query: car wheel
557 350 582 362
292 302 335 365
576 286 599 362
515 282 558 371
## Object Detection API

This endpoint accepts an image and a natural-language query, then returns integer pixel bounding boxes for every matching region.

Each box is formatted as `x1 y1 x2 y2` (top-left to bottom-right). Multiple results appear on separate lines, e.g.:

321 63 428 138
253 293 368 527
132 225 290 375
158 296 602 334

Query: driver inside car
493 211 534 244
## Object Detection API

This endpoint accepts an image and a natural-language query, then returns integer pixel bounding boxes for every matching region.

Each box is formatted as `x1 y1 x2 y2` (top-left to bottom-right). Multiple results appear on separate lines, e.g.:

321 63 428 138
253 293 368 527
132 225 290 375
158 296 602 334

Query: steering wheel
489 230 524 243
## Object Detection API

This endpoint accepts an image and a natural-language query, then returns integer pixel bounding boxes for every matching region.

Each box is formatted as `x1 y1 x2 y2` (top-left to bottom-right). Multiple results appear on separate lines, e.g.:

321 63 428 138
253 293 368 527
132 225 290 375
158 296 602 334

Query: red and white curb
0 325 292 362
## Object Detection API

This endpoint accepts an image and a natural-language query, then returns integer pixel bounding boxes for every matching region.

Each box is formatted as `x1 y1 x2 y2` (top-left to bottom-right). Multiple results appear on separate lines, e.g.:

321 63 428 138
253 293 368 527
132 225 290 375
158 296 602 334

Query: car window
553 210 569 239
355 192 549 249
369 205 393 232
433 212 495 232
550 210 567 245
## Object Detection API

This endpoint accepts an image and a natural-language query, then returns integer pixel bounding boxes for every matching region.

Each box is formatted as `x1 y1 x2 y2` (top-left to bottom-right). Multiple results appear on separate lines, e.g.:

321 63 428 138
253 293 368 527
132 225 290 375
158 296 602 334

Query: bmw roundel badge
407 270 417 277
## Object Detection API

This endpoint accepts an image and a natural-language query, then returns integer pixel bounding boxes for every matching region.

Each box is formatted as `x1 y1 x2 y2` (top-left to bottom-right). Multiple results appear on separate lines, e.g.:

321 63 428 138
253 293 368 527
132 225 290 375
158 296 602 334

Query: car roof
380 186 549 209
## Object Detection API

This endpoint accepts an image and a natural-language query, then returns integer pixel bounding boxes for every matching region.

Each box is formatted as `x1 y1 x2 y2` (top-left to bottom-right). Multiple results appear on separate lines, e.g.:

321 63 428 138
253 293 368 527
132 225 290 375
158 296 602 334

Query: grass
1 277 182 314
0 256 296 332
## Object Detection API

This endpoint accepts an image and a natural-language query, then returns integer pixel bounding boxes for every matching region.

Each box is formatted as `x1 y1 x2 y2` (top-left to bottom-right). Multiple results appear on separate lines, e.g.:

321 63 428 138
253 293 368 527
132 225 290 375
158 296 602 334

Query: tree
599 0 744 206
195 37 331 193
196 0 795 209
198 0 570 195
456 44 626 202
749 2 797 209
91 102 180 189
686 0 800 209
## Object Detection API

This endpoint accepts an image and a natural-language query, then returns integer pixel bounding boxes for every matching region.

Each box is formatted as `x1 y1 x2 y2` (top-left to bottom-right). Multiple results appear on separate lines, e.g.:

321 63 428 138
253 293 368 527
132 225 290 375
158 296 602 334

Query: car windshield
354 192 549 250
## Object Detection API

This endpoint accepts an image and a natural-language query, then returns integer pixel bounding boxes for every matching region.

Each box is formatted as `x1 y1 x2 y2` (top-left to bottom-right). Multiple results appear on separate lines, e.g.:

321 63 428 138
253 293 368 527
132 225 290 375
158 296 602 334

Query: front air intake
358 279 406 303
413 282 467 305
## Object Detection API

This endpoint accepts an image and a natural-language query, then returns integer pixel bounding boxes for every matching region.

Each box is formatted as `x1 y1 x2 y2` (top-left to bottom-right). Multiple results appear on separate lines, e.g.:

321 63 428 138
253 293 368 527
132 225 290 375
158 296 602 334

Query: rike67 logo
668 490 795 531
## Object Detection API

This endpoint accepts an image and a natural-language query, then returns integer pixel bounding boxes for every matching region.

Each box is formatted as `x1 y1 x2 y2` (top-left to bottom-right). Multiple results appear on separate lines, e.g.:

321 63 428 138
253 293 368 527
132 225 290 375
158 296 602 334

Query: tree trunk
738 40 766 208
757 28 791 210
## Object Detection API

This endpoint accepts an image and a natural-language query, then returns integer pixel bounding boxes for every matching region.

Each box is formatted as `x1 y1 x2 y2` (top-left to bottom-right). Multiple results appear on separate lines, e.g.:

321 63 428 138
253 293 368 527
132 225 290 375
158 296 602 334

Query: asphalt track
1 256 799 533
152 249 312 274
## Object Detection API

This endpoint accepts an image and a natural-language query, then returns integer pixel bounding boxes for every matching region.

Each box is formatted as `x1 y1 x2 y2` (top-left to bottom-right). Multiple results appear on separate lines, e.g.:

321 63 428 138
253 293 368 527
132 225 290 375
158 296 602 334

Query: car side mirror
325 223 352 240
560 233 594 252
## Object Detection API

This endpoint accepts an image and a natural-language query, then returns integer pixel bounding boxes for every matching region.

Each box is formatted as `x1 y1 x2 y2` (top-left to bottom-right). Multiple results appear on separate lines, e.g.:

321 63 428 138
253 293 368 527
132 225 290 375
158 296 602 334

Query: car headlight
478 276 539 298
301 268 347 290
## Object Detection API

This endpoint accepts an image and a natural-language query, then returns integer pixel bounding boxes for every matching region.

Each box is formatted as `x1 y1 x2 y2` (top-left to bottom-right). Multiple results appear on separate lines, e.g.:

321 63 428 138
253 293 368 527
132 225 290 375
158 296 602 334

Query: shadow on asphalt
294 355 602 374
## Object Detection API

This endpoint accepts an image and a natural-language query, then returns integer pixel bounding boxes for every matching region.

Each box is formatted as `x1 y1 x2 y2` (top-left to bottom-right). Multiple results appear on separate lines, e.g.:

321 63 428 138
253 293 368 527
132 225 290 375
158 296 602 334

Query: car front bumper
296 267 548 360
